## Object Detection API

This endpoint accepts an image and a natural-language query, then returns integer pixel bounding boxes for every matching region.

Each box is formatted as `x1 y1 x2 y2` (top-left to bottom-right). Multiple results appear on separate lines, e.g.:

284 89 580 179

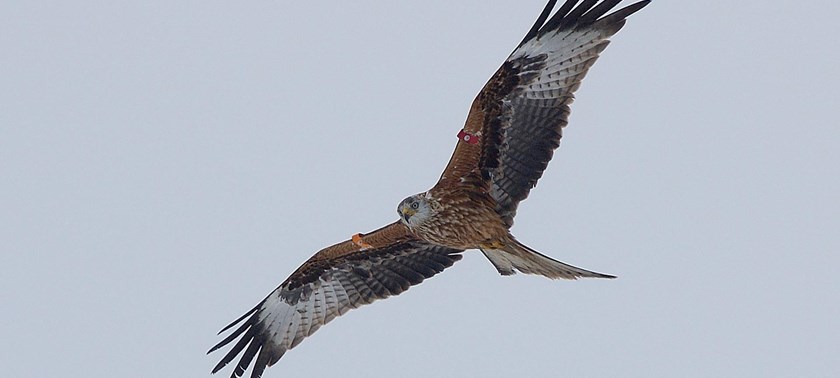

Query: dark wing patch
208 240 463 378
485 0 650 226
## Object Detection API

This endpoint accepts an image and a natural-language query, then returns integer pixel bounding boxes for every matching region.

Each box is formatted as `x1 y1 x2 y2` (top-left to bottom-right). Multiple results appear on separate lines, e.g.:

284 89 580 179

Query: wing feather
209 222 463 378
436 0 650 227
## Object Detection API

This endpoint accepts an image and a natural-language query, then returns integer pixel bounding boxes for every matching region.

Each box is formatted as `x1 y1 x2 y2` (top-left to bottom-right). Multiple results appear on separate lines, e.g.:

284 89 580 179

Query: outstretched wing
209 222 463 378
436 0 650 227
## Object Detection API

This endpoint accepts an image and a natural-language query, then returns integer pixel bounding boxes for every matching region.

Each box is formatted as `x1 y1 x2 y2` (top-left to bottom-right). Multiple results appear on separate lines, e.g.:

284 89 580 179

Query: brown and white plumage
438 0 650 227
210 1 649 377
210 223 463 378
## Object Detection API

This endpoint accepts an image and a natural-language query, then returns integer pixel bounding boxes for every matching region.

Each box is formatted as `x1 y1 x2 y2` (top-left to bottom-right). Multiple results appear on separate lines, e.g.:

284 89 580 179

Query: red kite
210 1 650 377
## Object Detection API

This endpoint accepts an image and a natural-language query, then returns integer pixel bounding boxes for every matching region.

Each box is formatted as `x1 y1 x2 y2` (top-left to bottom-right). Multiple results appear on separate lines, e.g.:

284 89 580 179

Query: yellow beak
401 206 417 222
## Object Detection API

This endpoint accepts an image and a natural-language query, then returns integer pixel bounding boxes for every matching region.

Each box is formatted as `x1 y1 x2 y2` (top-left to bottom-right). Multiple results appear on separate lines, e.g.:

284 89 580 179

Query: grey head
396 193 433 228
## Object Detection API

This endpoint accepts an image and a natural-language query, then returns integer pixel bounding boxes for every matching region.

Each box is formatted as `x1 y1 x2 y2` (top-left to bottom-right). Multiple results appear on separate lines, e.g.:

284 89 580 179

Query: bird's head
397 193 433 228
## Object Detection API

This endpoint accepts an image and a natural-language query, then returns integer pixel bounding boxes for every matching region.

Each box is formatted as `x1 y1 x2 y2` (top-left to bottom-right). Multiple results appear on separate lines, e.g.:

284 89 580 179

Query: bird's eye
410 202 419 209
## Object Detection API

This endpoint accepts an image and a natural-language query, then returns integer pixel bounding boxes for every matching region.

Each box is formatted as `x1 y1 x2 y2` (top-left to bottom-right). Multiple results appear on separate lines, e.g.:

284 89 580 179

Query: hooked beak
401 206 416 223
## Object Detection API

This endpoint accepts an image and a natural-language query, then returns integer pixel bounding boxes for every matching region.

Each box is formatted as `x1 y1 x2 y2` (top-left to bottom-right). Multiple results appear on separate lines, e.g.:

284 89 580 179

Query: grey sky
2 1 838 377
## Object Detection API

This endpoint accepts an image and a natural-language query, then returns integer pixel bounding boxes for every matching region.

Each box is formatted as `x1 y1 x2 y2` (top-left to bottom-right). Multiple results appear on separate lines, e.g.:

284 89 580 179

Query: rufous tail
480 238 615 280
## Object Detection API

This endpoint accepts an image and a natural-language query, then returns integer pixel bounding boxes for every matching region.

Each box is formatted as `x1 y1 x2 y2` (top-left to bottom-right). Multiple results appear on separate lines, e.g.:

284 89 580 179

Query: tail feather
480 239 615 280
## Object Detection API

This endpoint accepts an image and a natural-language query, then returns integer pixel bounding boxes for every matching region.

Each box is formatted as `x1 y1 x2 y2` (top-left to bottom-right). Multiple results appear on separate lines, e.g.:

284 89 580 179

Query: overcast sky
2 1 838 377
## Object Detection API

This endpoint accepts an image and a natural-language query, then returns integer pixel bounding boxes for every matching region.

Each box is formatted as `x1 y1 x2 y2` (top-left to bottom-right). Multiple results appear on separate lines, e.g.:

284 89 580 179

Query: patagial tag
457 129 479 144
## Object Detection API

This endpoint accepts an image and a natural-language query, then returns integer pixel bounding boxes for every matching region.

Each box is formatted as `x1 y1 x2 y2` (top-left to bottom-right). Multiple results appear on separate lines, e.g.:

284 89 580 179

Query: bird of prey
209 1 649 377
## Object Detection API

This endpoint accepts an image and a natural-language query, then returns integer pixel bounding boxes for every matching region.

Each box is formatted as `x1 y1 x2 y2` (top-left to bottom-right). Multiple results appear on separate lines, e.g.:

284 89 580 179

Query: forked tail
480 238 615 280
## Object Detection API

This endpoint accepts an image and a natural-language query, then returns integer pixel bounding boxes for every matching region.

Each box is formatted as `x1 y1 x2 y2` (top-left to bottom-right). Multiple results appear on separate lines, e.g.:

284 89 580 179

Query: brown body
419 187 510 250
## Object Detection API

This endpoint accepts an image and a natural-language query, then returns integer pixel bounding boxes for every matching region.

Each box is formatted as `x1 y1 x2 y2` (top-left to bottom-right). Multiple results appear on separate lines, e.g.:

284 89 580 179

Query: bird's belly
416 207 507 250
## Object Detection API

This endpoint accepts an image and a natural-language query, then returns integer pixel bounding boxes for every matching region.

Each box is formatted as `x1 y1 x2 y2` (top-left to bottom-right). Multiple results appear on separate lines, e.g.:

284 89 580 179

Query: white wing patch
256 274 348 352
512 28 610 101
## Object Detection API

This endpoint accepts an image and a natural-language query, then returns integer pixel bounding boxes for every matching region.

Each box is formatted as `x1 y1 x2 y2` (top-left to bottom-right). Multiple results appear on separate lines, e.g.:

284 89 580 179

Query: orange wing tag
457 129 479 144
351 233 373 250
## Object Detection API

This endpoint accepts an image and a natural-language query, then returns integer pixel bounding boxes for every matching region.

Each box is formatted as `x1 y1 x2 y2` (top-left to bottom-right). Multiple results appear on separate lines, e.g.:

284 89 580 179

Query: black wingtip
217 305 260 335
562 0 600 25
520 0 651 45
596 0 650 26
579 0 623 25
208 303 263 358
209 325 259 375
517 0 558 48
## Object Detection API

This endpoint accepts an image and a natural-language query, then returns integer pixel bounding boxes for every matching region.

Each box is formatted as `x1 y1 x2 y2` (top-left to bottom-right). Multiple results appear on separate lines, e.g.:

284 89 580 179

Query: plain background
2 1 838 377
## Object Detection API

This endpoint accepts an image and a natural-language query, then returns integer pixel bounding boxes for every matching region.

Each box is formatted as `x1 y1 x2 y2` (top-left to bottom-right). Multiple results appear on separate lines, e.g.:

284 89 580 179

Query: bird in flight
209 1 650 377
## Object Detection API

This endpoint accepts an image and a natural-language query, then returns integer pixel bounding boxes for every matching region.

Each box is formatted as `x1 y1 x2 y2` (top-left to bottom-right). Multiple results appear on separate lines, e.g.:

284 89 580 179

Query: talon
352 233 373 250
480 240 506 249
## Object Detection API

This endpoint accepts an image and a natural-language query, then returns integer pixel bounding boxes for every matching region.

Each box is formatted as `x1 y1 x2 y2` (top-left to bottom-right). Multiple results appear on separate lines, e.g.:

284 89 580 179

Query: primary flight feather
209 1 650 377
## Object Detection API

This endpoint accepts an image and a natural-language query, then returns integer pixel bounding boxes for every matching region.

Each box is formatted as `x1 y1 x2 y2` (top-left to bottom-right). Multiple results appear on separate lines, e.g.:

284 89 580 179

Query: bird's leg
479 240 507 250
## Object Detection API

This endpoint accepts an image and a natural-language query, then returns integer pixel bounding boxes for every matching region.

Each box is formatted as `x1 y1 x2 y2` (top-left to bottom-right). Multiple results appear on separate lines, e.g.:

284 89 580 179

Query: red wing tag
457 129 479 144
